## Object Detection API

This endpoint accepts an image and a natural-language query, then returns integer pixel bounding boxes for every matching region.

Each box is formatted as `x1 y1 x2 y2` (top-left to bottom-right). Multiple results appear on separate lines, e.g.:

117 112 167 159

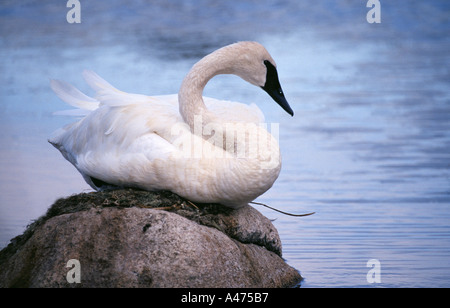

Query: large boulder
0 189 301 288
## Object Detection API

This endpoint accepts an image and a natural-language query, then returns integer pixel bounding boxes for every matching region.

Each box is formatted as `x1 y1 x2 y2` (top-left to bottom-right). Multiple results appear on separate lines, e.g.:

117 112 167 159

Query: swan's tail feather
52 70 154 112
82 69 117 92
50 79 99 111
83 69 155 107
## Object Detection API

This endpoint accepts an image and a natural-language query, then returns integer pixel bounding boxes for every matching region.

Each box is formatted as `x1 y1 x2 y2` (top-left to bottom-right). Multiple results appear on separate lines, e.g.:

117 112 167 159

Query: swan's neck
176 49 282 204
178 50 232 130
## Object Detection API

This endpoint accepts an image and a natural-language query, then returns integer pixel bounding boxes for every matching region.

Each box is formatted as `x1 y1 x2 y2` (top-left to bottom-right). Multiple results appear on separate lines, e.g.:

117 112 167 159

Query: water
1 0 449 287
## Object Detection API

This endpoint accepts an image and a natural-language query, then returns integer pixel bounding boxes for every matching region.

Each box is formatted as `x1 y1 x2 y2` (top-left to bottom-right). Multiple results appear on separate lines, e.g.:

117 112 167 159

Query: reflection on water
1 0 449 287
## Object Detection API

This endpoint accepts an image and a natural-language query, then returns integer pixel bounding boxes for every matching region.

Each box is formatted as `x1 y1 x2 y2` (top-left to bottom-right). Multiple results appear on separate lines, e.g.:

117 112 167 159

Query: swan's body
49 42 293 209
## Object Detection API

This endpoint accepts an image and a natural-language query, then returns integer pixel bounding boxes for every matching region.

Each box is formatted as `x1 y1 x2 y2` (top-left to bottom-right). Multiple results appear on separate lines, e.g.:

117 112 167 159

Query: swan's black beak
262 60 294 116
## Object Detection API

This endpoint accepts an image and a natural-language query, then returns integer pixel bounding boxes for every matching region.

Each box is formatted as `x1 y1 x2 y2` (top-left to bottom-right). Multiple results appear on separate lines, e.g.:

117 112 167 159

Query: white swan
49 41 293 209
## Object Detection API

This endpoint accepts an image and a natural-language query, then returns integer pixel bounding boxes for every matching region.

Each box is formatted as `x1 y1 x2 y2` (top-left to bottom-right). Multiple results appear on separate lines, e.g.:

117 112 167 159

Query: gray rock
0 189 301 288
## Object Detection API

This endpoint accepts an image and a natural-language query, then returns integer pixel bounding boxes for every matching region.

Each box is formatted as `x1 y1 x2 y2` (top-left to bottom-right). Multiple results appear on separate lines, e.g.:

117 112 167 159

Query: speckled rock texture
0 189 302 288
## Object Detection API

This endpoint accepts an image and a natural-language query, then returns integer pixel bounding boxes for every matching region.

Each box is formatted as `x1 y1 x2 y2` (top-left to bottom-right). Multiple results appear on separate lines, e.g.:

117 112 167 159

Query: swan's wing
49 71 265 191
75 130 177 191
50 99 184 191
204 96 265 123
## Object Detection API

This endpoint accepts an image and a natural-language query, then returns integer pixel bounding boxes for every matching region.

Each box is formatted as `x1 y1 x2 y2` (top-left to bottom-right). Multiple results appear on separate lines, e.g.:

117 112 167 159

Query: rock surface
0 189 301 288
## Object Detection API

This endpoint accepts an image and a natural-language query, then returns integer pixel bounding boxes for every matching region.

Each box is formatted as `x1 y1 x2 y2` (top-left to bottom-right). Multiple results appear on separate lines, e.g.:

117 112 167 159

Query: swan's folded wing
75 132 177 190
204 97 265 123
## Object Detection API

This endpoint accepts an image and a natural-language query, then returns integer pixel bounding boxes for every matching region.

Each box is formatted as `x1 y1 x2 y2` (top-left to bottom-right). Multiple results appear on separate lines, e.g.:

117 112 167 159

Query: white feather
50 79 99 110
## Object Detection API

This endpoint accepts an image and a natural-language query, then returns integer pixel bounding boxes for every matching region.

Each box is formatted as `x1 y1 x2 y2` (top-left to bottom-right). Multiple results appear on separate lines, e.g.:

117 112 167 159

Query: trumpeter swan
49 41 293 209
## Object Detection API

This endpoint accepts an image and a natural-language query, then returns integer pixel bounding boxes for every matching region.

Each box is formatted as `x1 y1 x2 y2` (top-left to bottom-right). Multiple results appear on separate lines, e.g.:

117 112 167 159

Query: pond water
1 0 449 287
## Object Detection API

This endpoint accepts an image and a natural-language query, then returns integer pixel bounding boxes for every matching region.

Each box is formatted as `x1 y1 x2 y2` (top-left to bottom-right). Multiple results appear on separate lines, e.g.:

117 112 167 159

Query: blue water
1 1 449 287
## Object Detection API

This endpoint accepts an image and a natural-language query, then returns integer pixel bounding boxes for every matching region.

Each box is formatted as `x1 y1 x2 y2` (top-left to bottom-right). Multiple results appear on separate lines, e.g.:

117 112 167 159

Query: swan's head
221 41 294 116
